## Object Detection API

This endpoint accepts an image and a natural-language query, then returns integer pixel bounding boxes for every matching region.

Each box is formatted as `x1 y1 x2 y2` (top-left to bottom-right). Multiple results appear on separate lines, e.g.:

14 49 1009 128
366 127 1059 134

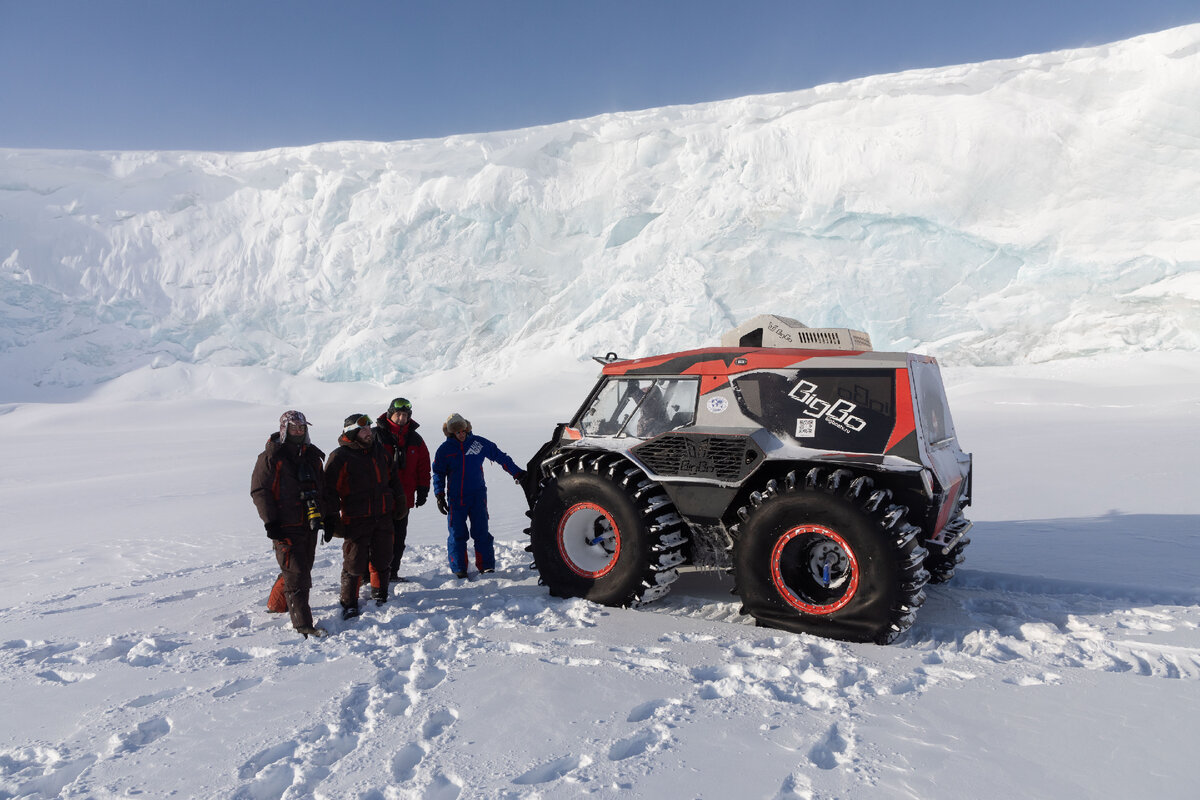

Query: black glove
322 528 334 544
324 516 344 540
416 485 429 507
265 522 285 540
436 493 448 515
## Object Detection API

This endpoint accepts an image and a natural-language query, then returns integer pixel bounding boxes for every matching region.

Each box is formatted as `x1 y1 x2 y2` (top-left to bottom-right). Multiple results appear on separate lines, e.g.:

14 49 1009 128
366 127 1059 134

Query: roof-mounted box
720 314 872 351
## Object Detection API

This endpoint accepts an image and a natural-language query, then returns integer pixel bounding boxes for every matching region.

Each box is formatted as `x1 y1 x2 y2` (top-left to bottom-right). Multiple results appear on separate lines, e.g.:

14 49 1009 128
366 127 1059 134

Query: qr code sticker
795 418 816 438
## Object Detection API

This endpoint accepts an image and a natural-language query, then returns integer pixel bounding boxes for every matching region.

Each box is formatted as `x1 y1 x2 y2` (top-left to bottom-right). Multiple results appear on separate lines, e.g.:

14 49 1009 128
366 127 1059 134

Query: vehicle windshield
577 378 699 438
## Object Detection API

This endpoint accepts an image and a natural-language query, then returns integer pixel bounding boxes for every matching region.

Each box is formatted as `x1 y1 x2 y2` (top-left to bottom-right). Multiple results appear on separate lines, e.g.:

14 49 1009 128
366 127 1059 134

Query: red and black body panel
529 347 971 547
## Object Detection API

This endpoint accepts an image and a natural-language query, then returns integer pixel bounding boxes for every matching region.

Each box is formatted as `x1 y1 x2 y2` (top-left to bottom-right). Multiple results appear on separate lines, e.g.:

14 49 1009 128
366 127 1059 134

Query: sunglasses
342 415 372 434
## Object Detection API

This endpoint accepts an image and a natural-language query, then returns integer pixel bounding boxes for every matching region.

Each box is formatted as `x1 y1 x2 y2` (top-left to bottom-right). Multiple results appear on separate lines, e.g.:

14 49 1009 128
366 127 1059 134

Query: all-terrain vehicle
522 315 972 644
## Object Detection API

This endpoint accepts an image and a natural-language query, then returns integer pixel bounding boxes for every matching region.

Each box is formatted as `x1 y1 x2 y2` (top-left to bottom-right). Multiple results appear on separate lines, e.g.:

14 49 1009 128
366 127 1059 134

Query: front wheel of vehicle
528 454 687 607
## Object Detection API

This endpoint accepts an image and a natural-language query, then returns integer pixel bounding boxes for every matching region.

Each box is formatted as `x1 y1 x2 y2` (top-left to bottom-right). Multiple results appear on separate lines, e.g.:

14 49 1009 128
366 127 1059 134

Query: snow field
1 356 1197 798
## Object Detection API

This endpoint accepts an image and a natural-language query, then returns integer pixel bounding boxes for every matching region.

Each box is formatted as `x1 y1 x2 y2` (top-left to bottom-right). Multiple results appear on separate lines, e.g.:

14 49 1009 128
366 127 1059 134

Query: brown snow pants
268 527 318 629
340 516 393 609
369 506 410 587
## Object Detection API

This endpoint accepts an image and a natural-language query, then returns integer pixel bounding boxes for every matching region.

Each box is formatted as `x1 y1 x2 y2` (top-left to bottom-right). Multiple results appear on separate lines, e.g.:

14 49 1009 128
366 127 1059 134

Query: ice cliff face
2 25 1199 390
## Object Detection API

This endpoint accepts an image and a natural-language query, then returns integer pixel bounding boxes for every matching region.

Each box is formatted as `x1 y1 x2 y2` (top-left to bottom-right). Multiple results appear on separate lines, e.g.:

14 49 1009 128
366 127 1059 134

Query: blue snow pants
446 491 494 573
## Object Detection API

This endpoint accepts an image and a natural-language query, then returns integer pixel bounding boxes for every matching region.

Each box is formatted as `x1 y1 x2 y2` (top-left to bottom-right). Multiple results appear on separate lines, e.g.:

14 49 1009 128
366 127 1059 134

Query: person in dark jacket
431 413 525 578
250 410 326 638
323 413 401 619
371 397 431 584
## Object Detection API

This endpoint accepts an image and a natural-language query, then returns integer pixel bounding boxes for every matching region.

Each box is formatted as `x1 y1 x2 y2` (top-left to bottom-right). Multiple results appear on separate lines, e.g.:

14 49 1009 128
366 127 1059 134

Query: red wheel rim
557 502 621 578
770 525 859 614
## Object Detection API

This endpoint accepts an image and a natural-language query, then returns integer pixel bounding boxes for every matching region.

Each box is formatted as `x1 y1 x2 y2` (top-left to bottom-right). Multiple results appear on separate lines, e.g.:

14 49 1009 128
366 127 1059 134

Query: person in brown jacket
324 413 401 620
250 410 326 638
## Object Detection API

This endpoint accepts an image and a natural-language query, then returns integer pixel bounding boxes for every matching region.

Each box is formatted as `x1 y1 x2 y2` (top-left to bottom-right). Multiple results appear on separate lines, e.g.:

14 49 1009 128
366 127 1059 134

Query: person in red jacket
250 410 326 638
371 397 431 584
323 413 401 619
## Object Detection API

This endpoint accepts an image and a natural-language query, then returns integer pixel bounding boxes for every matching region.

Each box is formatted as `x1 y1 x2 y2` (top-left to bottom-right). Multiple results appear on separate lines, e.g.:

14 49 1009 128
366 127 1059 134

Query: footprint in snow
807 721 853 771
36 668 95 684
128 687 186 708
626 697 681 723
213 676 263 698
6 752 97 800
222 613 252 629
511 754 592 785
422 771 463 800
154 588 201 604
421 708 458 740
413 662 447 692
124 636 182 667
42 602 103 615
13 641 80 665
107 716 172 756
390 742 427 782
607 726 667 761
89 638 136 662
237 740 299 781
773 771 816 800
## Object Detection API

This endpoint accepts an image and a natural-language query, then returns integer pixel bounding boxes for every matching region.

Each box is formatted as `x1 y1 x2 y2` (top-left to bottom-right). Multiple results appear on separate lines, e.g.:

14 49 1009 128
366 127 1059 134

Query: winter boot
341 602 360 621
371 583 388 606
287 588 314 631
339 573 361 609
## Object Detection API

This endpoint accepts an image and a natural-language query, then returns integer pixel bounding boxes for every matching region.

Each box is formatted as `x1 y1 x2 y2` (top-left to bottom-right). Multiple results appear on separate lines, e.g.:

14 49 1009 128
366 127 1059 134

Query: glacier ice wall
2 25 1199 390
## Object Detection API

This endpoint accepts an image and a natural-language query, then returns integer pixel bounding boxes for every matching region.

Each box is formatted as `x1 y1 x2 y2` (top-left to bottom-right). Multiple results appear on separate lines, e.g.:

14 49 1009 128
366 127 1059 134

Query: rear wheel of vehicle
528 454 688 607
733 469 929 644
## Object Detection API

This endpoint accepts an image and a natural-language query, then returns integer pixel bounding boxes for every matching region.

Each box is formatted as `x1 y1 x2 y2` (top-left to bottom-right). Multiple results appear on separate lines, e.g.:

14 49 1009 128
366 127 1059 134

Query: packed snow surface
2 24 1200 800
1 354 1198 799
3 26 1200 392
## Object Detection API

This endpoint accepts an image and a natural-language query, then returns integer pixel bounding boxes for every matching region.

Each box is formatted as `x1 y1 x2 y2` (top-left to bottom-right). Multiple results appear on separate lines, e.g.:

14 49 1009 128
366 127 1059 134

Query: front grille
633 434 756 482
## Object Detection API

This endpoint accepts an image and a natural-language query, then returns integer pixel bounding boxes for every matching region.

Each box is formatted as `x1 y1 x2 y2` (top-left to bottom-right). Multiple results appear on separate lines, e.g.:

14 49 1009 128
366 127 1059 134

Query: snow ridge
2 25 1200 390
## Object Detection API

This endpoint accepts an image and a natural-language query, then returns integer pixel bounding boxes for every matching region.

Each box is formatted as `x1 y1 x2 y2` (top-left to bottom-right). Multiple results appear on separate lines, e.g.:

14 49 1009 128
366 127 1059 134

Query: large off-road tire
732 468 929 644
924 514 971 584
527 453 688 607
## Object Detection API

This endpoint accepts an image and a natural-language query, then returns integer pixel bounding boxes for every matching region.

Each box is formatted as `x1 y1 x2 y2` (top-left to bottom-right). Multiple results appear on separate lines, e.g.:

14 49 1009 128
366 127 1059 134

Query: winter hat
388 397 413 414
443 413 471 436
279 410 311 444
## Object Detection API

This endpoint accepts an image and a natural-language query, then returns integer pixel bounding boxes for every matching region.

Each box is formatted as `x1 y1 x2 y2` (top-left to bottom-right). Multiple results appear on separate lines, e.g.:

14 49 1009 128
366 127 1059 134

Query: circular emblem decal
707 396 729 414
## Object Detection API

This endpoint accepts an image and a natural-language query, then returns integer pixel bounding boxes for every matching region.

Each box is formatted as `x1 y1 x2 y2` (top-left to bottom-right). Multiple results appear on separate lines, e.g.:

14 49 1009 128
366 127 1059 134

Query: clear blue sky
2 0 1198 151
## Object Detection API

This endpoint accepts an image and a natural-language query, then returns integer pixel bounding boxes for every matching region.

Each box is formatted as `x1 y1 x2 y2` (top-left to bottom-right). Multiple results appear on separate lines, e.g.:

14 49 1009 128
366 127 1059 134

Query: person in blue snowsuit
431 413 525 578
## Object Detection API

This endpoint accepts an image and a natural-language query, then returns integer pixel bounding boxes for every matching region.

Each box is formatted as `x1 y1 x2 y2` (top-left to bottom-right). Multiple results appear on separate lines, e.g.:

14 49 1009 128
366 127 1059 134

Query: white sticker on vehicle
795 418 816 438
788 379 867 434
707 396 728 414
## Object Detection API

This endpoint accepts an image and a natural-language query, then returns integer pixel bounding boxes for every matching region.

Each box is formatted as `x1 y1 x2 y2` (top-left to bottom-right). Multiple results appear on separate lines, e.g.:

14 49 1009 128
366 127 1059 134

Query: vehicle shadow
655 513 1200 643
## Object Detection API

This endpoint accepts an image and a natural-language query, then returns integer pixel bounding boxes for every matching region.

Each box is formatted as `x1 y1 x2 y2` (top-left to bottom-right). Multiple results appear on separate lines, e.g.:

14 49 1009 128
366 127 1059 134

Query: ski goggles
342 415 372 434
389 398 412 413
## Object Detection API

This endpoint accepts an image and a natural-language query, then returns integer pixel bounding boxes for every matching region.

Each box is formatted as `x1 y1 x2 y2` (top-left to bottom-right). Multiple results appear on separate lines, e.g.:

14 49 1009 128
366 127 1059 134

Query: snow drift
3 25 1200 392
